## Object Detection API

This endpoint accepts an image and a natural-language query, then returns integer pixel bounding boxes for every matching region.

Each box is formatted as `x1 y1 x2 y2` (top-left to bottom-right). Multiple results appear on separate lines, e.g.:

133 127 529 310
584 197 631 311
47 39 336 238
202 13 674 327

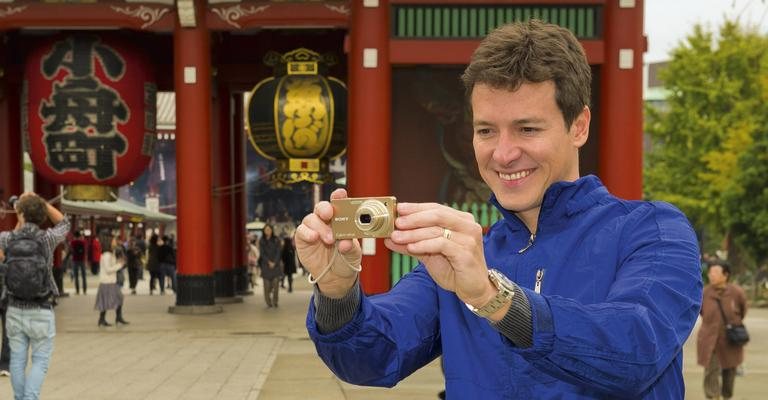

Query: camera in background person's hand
8 195 19 209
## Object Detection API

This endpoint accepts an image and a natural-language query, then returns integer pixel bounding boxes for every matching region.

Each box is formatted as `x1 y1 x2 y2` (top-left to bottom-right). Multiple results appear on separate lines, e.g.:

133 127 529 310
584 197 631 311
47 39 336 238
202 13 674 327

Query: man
0 248 9 377
69 230 87 294
0 192 69 399
697 261 747 400
295 20 703 399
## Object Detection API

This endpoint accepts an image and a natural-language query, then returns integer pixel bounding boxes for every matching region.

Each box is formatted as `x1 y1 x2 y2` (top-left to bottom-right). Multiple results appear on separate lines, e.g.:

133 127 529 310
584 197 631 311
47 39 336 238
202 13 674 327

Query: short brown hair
461 20 592 128
16 195 48 226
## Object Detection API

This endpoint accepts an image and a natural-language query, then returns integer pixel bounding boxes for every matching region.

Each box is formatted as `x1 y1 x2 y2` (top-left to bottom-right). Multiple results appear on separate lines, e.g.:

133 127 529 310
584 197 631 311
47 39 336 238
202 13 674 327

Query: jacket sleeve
306 266 441 387
515 203 703 397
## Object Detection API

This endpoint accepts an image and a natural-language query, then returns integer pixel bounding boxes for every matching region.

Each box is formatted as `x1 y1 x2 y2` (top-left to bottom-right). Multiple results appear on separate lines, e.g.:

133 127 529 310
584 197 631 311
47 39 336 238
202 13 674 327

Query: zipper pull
534 269 545 294
518 233 536 253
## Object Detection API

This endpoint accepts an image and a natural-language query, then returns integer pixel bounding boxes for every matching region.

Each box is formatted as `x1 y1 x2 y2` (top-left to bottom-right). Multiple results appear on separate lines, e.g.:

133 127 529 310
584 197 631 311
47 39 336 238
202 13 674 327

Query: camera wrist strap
308 242 362 284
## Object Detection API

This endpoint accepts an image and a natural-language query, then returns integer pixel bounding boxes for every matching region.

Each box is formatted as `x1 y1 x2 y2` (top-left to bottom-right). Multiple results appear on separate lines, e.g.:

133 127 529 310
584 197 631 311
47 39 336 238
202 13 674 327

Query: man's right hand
295 188 361 298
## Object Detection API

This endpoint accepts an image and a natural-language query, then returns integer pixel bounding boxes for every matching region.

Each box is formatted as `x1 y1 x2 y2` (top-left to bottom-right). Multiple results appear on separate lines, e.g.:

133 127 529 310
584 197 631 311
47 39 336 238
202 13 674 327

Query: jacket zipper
534 269 545 294
517 233 536 253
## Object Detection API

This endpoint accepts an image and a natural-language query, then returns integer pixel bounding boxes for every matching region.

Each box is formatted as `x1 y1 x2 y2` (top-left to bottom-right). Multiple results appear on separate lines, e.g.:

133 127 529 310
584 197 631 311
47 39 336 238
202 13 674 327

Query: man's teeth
499 170 531 180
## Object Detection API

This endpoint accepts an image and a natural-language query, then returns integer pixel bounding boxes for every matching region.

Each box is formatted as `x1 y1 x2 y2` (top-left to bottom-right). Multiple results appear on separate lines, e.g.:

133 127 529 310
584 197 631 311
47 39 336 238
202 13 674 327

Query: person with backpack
0 192 69 400
0 248 10 377
69 231 87 294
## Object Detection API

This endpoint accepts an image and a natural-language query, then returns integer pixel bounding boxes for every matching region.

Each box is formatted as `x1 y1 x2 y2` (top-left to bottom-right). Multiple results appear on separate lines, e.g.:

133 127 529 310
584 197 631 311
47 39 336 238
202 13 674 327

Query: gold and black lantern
246 48 346 187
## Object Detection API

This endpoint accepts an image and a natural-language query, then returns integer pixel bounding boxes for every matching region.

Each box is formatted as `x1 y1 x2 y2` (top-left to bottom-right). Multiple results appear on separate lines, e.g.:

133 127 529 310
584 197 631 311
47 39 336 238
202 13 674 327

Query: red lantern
23 34 156 201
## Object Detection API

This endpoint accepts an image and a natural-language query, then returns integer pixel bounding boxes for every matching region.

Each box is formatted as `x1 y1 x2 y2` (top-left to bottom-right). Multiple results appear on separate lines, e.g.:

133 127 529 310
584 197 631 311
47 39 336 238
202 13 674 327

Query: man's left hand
384 203 495 308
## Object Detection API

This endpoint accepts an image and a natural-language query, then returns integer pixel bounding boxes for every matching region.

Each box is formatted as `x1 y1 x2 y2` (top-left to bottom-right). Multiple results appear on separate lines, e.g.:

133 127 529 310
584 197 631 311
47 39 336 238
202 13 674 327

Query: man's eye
521 127 539 134
475 128 492 136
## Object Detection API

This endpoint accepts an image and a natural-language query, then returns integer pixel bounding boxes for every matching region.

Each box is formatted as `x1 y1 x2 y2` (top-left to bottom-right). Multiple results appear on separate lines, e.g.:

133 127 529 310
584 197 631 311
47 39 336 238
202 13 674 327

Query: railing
392 4 601 40
390 201 503 285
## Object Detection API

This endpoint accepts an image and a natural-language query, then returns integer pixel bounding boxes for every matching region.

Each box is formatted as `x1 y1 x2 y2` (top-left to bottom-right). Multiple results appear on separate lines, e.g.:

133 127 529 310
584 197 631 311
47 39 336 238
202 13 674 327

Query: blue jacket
307 176 702 399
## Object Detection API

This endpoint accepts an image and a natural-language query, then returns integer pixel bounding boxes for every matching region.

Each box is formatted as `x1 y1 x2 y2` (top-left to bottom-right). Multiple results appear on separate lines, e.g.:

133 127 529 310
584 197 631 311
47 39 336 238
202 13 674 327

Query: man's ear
570 106 590 148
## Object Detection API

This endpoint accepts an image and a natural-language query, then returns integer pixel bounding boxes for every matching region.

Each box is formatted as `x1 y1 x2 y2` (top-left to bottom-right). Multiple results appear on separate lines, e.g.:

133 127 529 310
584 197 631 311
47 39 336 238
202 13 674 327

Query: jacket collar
17 222 41 233
489 175 610 232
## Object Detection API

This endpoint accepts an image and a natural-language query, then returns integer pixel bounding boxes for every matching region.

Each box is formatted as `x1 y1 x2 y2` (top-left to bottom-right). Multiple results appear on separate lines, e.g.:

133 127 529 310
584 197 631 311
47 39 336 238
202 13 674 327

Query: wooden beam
390 39 604 65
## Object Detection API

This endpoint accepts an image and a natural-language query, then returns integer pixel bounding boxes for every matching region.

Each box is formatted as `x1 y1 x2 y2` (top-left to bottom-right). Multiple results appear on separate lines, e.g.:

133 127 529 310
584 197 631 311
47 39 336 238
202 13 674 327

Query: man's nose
492 132 523 164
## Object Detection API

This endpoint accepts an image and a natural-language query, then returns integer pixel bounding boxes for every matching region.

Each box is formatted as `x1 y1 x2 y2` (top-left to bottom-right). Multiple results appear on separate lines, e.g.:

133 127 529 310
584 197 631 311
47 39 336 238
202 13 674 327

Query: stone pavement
0 273 766 399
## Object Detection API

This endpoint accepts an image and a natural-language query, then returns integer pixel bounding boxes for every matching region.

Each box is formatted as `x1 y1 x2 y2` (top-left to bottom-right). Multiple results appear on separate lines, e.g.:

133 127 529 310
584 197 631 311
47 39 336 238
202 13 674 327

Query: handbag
715 298 749 346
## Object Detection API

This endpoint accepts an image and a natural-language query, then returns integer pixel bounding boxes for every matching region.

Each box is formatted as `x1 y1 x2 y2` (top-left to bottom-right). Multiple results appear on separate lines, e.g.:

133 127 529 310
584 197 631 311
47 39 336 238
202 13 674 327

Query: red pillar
348 0 391 294
232 93 251 294
172 0 216 308
0 64 22 231
212 84 236 299
599 0 645 199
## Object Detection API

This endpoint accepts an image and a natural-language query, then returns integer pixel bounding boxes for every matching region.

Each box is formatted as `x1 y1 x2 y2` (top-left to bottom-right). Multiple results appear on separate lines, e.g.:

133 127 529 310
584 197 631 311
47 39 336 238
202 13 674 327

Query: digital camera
331 196 397 239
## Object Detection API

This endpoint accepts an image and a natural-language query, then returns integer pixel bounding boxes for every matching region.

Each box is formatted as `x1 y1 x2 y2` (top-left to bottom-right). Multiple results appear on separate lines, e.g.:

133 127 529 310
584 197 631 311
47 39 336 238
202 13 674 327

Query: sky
645 0 768 62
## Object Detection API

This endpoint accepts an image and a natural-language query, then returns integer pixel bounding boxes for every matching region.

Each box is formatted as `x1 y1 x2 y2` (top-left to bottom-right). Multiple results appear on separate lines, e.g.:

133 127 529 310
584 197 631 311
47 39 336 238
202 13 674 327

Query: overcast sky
645 0 768 62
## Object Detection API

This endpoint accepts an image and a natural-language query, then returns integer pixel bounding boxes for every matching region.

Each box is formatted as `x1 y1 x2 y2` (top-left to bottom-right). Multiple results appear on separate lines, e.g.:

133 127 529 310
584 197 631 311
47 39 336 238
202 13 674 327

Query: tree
645 20 768 270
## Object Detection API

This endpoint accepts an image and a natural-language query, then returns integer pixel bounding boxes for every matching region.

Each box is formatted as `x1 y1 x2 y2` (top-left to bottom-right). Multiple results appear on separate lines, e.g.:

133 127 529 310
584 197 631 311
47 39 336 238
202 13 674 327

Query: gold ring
442 228 452 240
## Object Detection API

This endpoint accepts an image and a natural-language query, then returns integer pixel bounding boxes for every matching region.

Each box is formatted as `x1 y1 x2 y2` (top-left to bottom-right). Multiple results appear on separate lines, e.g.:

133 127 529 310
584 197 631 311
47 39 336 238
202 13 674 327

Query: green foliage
645 20 768 267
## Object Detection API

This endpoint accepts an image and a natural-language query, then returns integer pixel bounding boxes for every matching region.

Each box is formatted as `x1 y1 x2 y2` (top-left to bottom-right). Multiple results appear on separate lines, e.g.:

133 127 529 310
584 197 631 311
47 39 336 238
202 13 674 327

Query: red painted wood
0 65 22 231
348 0 391 294
206 2 349 30
212 84 234 278
391 39 605 65
174 0 213 276
599 0 644 199
0 4 174 31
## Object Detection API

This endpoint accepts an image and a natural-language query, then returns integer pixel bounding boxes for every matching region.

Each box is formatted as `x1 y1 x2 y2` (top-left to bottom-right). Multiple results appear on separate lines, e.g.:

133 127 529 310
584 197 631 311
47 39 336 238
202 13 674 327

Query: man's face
471 82 589 224
708 265 728 286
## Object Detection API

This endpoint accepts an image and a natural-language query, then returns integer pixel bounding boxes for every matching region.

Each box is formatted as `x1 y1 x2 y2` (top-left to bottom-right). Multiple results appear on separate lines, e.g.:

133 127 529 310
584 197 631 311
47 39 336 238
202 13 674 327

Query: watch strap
465 269 515 318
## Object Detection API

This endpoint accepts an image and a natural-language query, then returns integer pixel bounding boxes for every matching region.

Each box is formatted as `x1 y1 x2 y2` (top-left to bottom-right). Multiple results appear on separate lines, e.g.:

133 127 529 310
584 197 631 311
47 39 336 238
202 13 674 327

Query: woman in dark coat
146 234 163 295
158 236 177 293
697 260 748 400
258 224 282 307
281 237 297 292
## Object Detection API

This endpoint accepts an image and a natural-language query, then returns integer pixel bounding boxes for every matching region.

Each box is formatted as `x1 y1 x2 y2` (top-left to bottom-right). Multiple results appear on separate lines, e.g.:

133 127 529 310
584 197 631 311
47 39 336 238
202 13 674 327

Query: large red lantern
23 33 156 201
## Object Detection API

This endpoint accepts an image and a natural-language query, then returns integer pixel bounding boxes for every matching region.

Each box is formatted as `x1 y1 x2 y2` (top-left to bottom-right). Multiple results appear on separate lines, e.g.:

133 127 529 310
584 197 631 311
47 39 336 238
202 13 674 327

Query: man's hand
18 191 64 225
384 203 497 309
295 189 362 298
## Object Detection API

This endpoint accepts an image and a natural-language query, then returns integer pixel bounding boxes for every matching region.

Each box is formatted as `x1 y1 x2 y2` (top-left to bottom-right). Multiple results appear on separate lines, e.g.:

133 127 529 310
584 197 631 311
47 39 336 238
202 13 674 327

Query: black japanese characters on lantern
24 34 156 201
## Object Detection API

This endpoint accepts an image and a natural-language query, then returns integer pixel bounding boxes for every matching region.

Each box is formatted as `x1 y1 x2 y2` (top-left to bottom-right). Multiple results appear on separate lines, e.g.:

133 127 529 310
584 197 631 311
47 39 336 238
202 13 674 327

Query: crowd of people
50 231 178 299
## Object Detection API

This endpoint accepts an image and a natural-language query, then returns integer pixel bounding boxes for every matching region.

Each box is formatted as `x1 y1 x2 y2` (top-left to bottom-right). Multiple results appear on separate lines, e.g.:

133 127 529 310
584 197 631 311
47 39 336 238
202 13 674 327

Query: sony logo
334 217 349 222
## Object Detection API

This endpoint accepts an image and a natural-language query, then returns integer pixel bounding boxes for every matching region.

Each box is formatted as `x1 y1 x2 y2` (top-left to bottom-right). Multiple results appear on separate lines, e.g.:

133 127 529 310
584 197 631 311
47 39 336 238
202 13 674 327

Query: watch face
490 269 510 287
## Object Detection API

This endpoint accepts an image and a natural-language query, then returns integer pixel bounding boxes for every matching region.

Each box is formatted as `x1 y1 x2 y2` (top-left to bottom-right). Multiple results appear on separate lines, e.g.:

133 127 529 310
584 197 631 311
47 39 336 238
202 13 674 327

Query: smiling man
295 20 703 399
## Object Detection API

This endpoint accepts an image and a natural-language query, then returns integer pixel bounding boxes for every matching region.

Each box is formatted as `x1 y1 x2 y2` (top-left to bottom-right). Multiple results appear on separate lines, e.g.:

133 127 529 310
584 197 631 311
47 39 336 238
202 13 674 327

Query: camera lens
354 200 390 234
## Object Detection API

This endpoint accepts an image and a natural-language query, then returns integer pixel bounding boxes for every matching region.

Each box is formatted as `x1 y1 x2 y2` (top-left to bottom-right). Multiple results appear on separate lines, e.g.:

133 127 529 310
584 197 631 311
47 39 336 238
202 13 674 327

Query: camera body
8 195 19 209
331 196 397 239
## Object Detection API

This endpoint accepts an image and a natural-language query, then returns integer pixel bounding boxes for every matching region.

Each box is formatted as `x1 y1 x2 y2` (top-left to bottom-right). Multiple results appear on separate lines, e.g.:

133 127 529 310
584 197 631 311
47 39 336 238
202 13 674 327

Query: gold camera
331 196 397 239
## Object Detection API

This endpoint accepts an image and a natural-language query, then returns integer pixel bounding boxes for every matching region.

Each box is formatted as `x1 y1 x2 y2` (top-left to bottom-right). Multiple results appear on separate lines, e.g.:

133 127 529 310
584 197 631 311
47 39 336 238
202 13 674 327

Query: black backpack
4 229 51 301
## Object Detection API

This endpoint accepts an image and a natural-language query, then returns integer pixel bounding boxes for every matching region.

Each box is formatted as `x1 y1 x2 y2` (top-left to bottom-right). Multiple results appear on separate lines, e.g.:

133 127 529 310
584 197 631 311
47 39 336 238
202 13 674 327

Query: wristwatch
465 269 515 318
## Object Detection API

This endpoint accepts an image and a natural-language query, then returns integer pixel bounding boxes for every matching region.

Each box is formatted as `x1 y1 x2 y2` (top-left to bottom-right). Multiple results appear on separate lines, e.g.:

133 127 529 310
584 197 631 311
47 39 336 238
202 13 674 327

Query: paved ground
0 273 766 399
